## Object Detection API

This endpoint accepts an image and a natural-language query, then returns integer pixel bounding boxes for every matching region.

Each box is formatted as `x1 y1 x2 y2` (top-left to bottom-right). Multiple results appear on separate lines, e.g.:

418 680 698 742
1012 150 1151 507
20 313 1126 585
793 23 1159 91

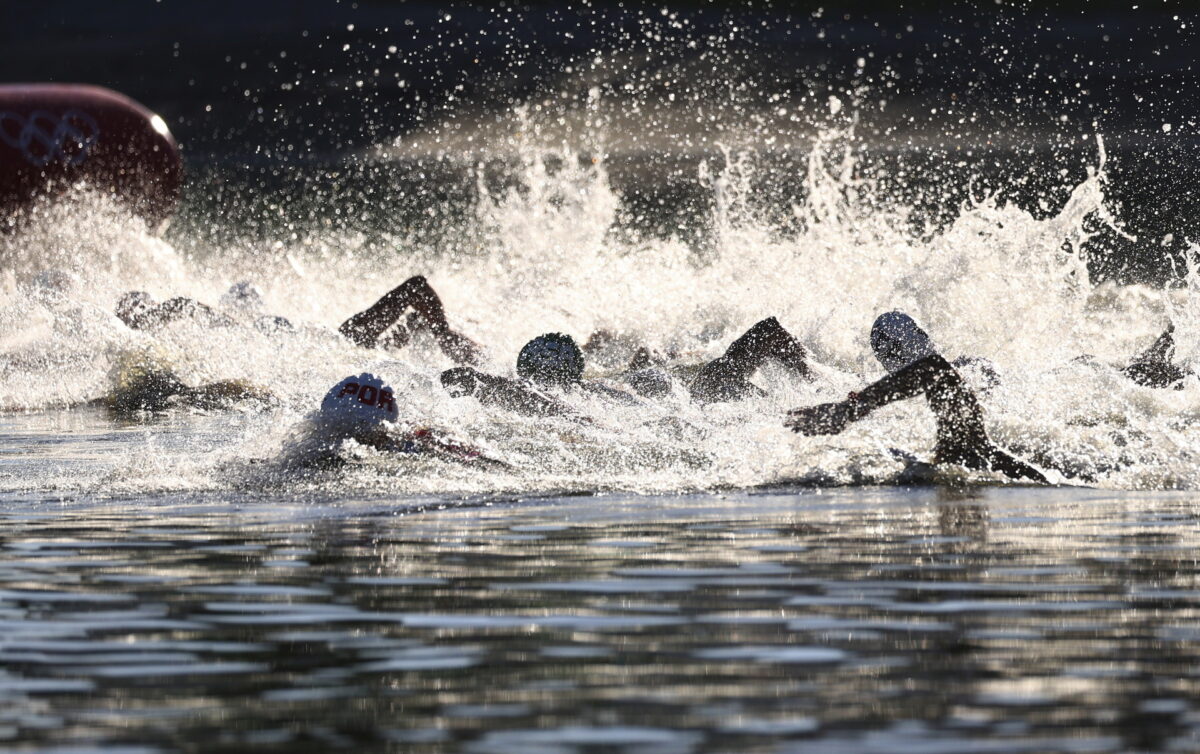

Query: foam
1 120 1197 492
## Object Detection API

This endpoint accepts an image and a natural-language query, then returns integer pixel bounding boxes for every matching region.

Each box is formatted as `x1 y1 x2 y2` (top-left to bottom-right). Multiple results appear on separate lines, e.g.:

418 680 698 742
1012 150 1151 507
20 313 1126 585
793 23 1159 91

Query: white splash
1 122 1197 494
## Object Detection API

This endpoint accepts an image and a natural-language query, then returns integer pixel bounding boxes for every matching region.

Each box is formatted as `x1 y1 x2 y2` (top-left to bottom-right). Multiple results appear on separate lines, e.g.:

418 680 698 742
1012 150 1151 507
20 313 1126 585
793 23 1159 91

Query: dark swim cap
870 311 935 373
517 333 585 386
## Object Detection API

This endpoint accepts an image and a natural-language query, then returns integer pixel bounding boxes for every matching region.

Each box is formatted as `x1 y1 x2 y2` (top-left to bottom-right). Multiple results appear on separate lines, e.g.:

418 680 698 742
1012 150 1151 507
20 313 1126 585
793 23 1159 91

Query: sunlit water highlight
0 424 1197 753
2 124 1199 491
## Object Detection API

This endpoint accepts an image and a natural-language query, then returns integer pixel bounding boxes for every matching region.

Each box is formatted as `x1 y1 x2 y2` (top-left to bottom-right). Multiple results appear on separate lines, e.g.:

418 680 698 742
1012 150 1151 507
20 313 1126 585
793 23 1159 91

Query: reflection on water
1 478 1199 752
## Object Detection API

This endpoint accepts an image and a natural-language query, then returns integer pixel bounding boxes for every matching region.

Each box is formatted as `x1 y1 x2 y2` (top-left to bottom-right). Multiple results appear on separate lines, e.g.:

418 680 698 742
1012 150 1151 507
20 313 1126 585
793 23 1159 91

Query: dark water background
5 1 1200 282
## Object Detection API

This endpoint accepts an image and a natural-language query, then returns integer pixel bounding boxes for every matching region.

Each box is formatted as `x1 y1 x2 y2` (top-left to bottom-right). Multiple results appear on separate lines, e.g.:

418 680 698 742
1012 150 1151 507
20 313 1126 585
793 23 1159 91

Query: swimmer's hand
441 367 575 419
183 380 277 410
785 400 853 435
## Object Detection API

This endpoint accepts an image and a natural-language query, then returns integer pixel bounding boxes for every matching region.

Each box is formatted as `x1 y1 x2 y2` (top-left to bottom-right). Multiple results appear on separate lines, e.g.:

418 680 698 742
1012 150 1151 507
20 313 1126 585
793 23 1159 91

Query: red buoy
0 84 183 228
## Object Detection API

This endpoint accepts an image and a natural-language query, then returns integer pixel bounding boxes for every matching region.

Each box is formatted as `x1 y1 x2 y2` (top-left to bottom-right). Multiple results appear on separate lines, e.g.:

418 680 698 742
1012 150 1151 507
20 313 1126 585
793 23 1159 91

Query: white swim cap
318 373 400 434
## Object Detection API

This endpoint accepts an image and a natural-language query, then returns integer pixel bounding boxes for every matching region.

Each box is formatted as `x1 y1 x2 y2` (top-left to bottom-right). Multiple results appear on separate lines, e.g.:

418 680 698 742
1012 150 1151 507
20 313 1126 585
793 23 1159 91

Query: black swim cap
870 311 935 373
517 333 585 386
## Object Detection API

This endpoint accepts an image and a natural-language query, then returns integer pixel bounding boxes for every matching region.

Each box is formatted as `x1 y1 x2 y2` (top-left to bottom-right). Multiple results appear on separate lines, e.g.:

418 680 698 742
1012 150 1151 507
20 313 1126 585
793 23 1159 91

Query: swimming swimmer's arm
401 428 510 469
339 276 482 364
785 354 965 434
787 354 1047 483
441 367 574 418
578 381 642 405
690 317 810 403
123 297 235 330
181 380 276 409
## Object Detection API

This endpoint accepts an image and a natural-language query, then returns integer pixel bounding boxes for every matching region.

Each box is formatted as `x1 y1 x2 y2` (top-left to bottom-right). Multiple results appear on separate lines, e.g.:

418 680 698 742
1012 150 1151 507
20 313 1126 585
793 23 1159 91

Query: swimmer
688 316 811 403
440 332 627 418
117 276 477 364
102 356 274 415
115 282 293 334
115 290 236 330
441 317 812 417
305 373 504 467
581 317 811 402
786 311 1047 483
339 276 482 365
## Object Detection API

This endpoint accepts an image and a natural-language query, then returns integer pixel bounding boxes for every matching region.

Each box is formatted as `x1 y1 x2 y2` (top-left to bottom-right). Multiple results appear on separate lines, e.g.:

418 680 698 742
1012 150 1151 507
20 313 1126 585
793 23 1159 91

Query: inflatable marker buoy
0 84 182 227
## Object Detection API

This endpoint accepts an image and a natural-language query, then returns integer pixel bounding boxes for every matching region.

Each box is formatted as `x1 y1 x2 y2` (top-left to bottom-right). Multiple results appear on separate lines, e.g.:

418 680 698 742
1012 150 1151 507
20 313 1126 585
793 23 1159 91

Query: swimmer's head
517 333 585 387
870 311 936 373
317 373 399 435
116 291 157 328
220 281 265 313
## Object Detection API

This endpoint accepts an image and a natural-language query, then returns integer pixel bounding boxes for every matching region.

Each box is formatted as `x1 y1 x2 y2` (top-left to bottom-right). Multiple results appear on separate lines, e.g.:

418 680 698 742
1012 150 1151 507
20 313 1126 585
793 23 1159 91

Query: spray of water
1 112 1196 494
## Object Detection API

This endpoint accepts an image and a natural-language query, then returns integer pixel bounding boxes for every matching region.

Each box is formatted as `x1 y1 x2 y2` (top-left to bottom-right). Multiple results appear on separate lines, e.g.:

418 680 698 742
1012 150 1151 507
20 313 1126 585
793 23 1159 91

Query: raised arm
340 276 482 364
787 354 1046 483
1123 323 1189 388
689 316 810 403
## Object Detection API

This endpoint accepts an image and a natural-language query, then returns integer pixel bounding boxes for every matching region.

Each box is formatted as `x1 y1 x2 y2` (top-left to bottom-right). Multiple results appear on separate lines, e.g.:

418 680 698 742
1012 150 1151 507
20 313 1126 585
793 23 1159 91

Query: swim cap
220 281 265 313
318 373 399 434
870 311 936 373
517 333 585 386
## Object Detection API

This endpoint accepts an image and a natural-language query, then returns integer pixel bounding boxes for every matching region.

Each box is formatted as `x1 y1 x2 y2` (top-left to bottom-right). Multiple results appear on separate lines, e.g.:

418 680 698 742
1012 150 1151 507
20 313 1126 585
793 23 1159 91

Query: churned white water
1 121 1197 494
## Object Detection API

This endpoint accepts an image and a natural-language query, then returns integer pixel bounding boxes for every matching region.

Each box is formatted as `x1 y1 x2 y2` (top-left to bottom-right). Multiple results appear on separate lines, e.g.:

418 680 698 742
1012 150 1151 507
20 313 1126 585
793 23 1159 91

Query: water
2 416 1198 752
8 135 1200 754
6 4 1200 750
3 131 1199 491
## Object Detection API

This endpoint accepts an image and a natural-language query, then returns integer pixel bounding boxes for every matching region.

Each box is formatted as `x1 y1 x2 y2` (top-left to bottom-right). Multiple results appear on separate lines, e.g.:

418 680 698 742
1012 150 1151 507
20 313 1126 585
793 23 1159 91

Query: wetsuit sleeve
340 276 437 348
985 447 1049 485
788 354 966 430
788 354 1046 483
441 367 573 418
848 353 991 448
689 317 809 403
134 298 234 329
579 381 642 405
849 354 960 413
339 276 482 364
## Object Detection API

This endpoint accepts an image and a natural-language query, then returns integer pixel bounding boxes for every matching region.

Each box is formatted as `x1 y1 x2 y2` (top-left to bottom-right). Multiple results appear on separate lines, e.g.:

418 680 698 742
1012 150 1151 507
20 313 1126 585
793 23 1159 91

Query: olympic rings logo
0 109 100 167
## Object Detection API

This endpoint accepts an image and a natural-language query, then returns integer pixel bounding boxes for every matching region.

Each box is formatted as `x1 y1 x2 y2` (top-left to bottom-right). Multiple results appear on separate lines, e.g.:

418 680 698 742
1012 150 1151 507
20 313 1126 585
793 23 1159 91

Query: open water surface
6 4 1200 751
0 412 1199 753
